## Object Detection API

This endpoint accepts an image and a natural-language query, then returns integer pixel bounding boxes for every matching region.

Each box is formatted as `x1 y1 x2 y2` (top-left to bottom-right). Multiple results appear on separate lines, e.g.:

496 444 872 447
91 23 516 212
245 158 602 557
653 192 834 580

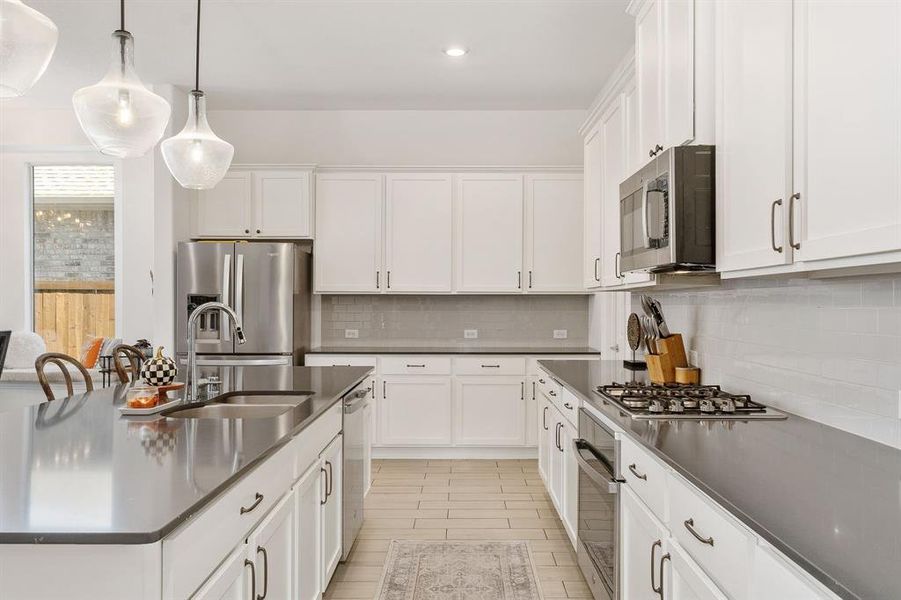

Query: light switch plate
464 329 478 339
553 329 568 339
344 329 359 339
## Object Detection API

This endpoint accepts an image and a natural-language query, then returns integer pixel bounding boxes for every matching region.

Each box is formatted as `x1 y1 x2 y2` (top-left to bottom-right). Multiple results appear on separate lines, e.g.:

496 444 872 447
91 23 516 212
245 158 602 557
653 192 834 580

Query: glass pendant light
161 0 233 190
0 0 59 97
72 0 170 158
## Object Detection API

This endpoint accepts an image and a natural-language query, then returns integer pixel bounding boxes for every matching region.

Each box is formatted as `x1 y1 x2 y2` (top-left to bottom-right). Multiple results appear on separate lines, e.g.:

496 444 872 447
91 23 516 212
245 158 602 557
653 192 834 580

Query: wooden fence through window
33 281 115 358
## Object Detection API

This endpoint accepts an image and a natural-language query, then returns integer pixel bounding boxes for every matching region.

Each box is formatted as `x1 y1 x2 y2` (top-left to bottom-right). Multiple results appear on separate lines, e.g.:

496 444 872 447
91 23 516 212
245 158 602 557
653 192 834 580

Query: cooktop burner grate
594 382 786 420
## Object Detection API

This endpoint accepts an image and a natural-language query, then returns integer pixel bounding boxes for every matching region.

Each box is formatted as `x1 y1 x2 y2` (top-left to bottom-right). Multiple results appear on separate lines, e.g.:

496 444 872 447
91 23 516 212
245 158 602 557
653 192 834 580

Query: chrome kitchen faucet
186 301 246 402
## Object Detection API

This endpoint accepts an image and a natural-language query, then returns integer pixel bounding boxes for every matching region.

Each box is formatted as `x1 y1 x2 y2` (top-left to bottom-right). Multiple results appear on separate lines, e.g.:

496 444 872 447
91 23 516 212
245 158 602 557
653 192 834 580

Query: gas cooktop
594 382 787 420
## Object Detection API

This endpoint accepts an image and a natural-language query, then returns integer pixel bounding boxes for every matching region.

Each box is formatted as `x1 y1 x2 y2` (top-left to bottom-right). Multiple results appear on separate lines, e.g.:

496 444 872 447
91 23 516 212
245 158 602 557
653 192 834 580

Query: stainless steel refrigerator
175 241 311 368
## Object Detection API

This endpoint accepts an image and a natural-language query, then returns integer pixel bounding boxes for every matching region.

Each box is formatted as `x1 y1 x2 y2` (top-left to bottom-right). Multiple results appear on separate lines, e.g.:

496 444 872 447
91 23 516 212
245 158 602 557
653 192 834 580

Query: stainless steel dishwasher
342 383 370 560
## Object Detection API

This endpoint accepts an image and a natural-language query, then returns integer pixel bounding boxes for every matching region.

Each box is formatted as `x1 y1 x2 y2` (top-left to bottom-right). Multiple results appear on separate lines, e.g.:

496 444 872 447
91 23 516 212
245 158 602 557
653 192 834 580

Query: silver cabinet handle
594 257 600 282
683 518 715 546
481 364 500 368
548 390 557 397
628 463 647 481
528 270 533 289
615 252 623 279
406 364 426 368
658 552 671 600
240 492 264 514
789 192 801 250
517 270 521 289
563 402 573 410
770 199 784 253
651 540 662 595
326 460 334 498
320 467 328 505
256 546 269 600
244 559 256 600
555 423 561 450
542 406 548 430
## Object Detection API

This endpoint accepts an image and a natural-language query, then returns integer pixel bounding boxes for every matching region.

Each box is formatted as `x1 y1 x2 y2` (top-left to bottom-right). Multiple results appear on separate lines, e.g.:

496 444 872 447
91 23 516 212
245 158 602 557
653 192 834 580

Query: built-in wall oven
574 408 622 600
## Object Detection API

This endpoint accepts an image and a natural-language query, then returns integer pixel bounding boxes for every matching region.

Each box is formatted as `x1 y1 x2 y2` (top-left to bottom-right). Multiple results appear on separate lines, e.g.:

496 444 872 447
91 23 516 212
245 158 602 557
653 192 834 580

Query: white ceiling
12 0 634 111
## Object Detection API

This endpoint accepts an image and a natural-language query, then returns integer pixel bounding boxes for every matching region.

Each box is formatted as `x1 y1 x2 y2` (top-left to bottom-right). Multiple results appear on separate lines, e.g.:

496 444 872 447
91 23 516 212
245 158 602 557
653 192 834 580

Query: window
32 165 116 357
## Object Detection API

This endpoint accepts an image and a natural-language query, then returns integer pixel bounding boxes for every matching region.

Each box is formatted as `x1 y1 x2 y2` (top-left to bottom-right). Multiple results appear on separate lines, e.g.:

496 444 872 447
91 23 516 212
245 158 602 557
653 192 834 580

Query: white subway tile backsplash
643 274 901 449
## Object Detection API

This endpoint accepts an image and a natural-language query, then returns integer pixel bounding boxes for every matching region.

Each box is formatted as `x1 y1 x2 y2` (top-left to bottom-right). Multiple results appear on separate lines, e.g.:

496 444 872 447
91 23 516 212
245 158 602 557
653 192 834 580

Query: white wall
209 109 585 166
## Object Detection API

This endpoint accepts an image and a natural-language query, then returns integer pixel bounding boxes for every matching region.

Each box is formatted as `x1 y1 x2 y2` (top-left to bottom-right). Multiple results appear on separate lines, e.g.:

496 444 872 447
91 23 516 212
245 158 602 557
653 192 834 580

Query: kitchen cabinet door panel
662 0 695 148
549 416 565 514
560 418 578 547
294 463 323 600
385 174 453 292
454 376 526 446
192 545 252 600
380 377 452 446
314 174 383 292
194 172 253 238
636 0 663 161
600 97 627 288
253 171 312 238
621 486 669 600
455 174 524 292
251 492 296 600
715 0 794 272
583 127 603 289
793 0 901 262
666 542 729 600
320 435 343 587
538 397 551 483
525 174 583 292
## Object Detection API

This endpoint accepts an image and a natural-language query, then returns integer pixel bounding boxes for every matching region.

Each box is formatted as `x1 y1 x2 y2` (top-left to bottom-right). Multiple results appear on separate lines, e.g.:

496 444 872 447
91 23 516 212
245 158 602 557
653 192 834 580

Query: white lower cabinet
294 463 323 600
621 485 669 600
548 414 564 511
192 544 255 600
454 376 526 446
320 434 344 587
250 492 296 600
666 541 729 600
379 376 453 445
560 417 578 544
537 396 551 482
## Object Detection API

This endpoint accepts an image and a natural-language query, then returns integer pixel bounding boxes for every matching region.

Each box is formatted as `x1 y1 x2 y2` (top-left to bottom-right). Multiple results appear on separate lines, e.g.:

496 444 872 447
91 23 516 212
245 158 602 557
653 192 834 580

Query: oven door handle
573 439 621 494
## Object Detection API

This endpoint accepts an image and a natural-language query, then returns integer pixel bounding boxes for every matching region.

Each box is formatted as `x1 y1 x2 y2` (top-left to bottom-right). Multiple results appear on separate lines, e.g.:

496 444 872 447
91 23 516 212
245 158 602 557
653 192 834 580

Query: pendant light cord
120 0 125 31
194 0 202 92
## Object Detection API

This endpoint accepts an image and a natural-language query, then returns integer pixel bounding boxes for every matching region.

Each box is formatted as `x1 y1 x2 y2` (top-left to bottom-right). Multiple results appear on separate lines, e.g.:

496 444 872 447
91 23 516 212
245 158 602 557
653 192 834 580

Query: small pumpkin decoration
140 346 178 387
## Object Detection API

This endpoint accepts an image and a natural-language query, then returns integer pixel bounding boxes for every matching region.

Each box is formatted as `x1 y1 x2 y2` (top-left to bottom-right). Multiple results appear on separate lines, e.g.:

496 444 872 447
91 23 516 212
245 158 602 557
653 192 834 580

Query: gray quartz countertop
310 345 600 355
0 366 371 545
537 360 901 600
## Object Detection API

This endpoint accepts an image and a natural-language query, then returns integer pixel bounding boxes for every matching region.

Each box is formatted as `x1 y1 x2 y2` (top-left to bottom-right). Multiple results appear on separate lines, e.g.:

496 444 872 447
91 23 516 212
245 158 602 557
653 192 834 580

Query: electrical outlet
464 329 478 339
689 350 699 366
344 329 359 339
553 329 568 339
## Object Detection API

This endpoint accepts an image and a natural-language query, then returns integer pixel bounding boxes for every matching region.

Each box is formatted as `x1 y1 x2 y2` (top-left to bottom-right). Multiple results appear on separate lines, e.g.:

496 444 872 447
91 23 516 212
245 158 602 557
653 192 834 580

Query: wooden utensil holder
646 333 688 384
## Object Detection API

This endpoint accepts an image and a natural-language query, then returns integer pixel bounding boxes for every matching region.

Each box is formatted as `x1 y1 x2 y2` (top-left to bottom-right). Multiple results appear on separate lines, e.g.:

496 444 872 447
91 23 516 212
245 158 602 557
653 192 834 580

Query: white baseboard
373 446 538 460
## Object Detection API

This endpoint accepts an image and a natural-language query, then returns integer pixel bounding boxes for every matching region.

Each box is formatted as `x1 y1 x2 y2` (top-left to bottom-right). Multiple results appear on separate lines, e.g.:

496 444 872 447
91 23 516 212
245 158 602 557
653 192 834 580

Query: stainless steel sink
163 404 294 419
214 393 313 406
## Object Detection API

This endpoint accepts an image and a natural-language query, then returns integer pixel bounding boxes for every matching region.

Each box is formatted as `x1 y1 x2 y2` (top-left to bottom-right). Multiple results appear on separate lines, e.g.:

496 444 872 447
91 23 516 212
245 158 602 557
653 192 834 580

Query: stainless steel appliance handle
770 199 784 253
641 180 651 249
572 439 619 493
344 394 369 414
236 253 245 328
179 357 291 366
221 254 232 342
789 192 801 250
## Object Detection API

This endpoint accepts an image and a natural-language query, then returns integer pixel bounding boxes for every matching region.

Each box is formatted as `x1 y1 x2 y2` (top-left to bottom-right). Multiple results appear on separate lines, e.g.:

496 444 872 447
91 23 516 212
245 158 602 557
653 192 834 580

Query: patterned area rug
375 540 544 600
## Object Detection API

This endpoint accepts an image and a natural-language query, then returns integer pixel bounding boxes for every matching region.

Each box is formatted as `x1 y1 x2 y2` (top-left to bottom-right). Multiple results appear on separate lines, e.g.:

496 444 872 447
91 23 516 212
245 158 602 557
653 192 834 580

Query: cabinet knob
244 229 250 234
256 229 261 234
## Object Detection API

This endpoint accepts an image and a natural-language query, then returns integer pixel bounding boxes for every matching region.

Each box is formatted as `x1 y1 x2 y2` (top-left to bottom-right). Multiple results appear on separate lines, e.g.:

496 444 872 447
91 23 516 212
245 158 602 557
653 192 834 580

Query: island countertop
537 359 901 600
0 365 371 545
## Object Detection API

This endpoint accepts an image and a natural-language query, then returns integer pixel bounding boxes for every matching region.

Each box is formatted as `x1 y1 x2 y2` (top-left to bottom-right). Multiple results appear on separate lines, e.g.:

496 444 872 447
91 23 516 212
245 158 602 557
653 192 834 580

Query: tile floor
324 458 591 599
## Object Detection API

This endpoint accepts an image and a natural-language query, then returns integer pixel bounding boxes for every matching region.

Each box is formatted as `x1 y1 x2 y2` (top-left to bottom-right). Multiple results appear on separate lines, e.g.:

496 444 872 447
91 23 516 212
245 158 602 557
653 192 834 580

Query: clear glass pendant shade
161 91 234 190
72 30 170 158
0 0 59 98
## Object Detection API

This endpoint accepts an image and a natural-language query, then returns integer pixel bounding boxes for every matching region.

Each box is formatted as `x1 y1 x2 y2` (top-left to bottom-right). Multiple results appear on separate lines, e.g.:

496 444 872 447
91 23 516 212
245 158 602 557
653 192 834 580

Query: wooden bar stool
34 352 94 402
111 344 146 384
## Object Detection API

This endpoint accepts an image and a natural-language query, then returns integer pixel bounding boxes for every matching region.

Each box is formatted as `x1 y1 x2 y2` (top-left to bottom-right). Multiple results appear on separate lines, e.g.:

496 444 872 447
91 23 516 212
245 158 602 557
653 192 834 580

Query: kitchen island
537 359 901 600
0 365 371 599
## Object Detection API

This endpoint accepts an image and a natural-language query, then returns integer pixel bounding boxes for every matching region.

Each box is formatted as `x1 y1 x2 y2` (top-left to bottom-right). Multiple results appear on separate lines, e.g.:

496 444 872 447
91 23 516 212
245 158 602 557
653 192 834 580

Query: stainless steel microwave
619 145 715 274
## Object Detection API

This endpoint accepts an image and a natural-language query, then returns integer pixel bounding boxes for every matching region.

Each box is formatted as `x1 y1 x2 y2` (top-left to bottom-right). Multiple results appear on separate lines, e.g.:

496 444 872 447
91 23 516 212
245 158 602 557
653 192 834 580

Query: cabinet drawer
553 387 580 428
380 356 451 375
535 370 562 401
620 436 667 521
454 356 526 375
290 402 343 480
669 473 755 599
163 441 294 599
304 355 377 367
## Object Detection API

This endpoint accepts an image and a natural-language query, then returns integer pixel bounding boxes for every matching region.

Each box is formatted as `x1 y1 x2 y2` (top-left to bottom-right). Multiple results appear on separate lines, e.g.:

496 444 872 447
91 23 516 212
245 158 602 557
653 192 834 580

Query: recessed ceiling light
444 47 468 57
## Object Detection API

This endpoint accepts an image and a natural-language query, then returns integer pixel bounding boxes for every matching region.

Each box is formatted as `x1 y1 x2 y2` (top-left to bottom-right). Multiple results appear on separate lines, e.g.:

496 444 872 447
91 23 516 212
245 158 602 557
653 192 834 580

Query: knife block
656 334 688 368
646 353 675 384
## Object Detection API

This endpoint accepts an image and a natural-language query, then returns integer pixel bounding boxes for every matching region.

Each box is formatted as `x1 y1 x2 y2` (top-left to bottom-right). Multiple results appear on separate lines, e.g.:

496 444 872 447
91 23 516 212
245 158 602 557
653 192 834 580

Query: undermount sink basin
213 393 313 406
163 403 294 419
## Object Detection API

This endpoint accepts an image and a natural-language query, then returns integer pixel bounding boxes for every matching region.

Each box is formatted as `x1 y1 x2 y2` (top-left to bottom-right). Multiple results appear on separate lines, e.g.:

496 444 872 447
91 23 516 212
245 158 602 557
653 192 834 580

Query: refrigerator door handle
221 254 232 342
235 253 245 329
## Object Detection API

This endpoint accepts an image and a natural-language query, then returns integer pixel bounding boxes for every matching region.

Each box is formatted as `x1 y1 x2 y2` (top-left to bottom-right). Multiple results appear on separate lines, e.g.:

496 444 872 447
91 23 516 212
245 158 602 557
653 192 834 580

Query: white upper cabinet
455 174 524 293
716 0 794 273
193 170 313 239
385 174 453 292
583 127 603 289
193 171 253 238
636 0 663 161
525 174 584 292
253 171 312 238
314 173 383 293
792 0 901 263
600 98 627 288
662 0 695 147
